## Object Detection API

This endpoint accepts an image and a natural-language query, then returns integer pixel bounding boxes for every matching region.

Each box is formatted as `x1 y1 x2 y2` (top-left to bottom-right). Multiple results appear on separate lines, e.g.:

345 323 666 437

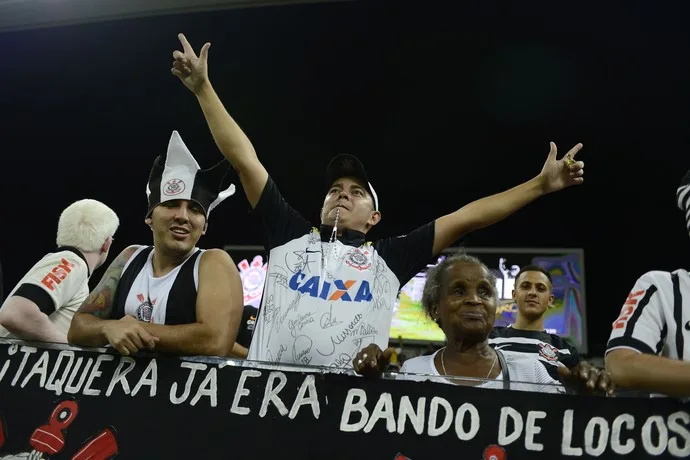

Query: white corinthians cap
145 130 236 218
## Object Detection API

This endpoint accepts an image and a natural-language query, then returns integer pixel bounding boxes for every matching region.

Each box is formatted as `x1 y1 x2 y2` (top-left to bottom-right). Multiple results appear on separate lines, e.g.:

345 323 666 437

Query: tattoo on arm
78 246 138 319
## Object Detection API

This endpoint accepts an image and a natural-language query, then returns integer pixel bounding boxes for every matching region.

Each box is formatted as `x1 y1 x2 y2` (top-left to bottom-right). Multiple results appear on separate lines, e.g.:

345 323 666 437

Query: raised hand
537 142 585 194
171 33 211 94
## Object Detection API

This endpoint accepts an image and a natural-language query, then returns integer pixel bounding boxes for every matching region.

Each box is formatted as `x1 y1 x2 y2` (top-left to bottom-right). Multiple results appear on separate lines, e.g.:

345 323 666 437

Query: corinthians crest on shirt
538 342 560 362
345 248 372 271
135 293 157 323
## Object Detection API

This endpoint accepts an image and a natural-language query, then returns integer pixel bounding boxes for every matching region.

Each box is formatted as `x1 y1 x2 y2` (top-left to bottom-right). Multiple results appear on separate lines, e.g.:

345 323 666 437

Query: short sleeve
606 271 667 356
252 176 311 250
11 252 88 315
373 221 435 285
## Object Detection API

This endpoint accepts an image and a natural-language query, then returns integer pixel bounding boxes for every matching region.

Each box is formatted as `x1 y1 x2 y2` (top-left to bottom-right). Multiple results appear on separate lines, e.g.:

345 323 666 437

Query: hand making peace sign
171 33 211 94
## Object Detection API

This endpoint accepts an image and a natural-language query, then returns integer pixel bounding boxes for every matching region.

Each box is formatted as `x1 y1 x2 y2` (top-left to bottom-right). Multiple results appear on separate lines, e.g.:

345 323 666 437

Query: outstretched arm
432 142 585 255
138 249 244 357
171 33 268 208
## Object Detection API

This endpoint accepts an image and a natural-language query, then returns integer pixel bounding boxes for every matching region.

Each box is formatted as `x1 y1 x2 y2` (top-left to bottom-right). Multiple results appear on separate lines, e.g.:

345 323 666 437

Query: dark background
0 1 688 357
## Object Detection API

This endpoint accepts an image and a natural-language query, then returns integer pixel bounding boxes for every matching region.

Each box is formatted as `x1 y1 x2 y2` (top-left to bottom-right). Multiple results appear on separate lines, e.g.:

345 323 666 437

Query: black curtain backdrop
0 1 688 356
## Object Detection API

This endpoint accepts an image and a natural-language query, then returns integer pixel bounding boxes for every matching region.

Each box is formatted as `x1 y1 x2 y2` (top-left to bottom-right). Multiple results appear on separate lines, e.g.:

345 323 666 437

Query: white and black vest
111 246 203 325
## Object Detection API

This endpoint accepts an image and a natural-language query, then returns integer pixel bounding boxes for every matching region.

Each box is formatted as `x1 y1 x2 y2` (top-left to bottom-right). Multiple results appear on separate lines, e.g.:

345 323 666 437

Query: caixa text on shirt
289 270 373 302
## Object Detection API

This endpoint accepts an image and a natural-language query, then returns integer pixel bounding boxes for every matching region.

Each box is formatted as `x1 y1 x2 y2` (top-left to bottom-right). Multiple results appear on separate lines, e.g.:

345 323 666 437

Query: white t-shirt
0 249 90 338
398 349 563 393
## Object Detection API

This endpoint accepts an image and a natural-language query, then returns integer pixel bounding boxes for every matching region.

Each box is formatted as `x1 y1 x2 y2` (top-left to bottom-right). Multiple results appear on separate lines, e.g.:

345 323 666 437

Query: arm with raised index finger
171 33 268 208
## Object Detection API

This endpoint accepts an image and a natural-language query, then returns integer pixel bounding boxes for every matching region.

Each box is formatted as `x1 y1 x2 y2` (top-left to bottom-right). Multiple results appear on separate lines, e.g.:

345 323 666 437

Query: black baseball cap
324 154 379 211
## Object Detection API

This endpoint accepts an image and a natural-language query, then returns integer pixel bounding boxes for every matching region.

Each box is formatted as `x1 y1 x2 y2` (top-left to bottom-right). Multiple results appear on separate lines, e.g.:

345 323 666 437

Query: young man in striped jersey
489 265 582 381
605 170 690 398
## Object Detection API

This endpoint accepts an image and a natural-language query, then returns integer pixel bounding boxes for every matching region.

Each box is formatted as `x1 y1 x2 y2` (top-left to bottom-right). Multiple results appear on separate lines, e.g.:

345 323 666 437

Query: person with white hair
0 199 119 343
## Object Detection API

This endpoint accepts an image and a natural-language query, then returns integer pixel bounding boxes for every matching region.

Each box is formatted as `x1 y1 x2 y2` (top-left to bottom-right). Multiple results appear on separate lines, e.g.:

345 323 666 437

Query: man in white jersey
68 131 244 357
605 169 690 398
171 33 587 368
0 199 119 342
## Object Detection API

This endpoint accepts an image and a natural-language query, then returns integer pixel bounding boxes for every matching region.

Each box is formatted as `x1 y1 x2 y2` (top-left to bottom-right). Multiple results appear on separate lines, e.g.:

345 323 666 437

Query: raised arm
171 33 268 208
432 142 585 255
137 249 244 357
68 245 158 354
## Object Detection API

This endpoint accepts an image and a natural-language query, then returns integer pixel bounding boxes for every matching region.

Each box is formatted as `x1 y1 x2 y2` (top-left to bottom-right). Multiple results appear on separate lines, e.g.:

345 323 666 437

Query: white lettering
105 357 136 396
561 410 583 456
642 416 668 456
498 407 523 446
11 346 37 386
668 411 690 457
65 357 93 394
364 393 396 433
259 372 289 417
288 375 320 419
0 345 19 382
397 396 426 435
427 396 453 437
611 414 635 455
83 354 114 396
45 351 75 393
525 411 547 451
190 367 217 407
340 388 368 432
454 403 479 441
584 417 609 457
20 351 49 388
132 359 158 397
170 362 207 404
230 369 261 416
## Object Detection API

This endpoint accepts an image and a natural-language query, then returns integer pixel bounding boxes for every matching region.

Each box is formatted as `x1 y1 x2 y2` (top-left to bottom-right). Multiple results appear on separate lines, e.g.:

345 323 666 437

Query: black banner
0 342 688 459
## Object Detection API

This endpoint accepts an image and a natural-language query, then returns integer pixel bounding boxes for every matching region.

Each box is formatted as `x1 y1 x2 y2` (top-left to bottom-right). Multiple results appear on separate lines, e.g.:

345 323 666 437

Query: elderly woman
353 254 612 394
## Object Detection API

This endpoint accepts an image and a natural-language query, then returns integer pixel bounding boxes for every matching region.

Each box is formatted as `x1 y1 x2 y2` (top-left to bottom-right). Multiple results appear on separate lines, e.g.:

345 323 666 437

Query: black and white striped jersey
606 269 690 361
488 326 581 381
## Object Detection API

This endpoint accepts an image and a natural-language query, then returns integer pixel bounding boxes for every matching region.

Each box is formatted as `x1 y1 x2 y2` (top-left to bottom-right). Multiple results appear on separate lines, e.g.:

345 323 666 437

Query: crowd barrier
0 339 688 459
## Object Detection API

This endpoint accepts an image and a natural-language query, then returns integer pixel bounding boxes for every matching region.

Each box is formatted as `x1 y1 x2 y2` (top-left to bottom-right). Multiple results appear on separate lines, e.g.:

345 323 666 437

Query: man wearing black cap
68 131 244 358
171 33 586 368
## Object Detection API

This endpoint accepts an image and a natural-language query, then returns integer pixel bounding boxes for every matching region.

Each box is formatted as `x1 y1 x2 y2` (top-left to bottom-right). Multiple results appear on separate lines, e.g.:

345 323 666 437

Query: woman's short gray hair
421 253 498 319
